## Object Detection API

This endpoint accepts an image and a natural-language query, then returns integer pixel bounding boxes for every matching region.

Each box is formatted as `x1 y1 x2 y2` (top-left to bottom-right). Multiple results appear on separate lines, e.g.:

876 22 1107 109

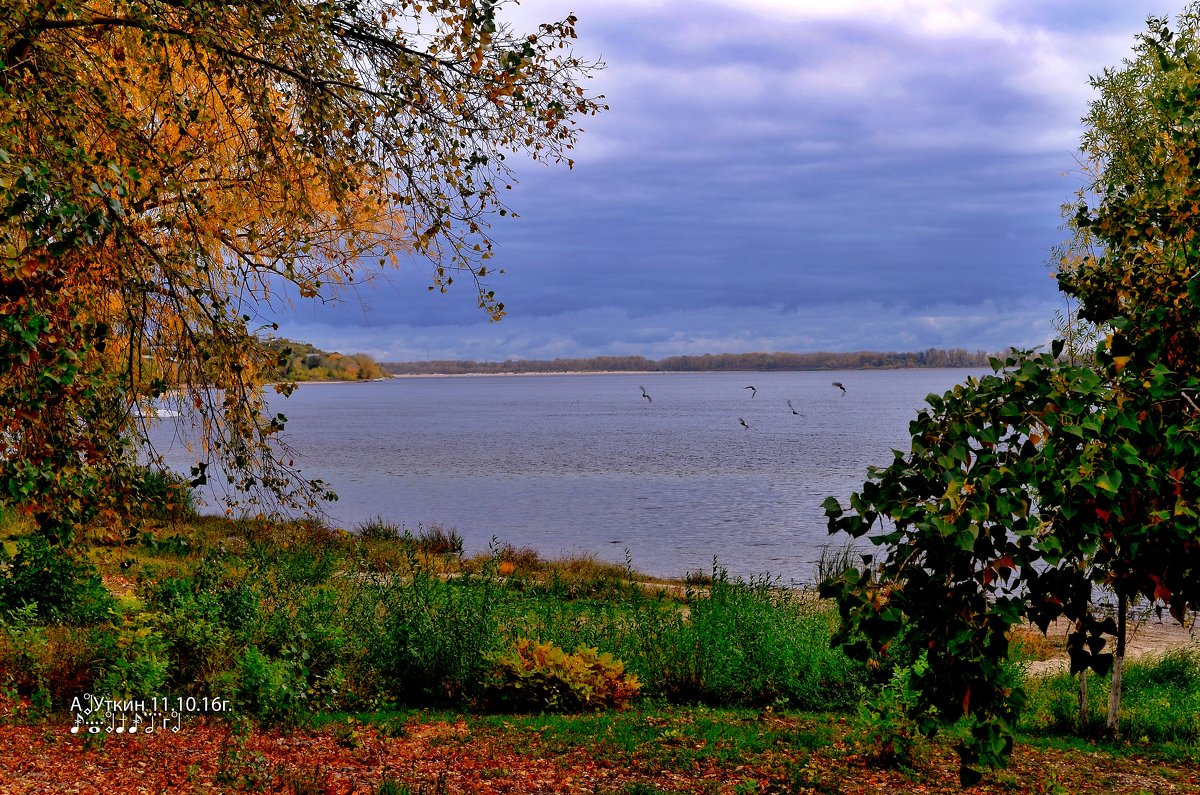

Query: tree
1051 5 1200 362
0 0 604 539
822 10 1200 784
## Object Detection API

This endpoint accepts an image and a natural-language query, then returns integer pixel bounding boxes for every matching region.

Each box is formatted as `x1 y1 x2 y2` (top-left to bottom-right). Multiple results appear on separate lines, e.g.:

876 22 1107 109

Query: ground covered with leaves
0 707 1197 794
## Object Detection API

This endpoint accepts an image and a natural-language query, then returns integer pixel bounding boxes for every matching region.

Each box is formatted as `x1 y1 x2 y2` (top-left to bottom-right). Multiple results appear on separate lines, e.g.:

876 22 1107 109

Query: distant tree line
381 348 996 375
263 338 387 382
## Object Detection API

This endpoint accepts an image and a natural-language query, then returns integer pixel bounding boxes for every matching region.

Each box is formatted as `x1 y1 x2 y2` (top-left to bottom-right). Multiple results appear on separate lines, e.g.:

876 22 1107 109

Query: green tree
0 0 604 538
823 10 1200 783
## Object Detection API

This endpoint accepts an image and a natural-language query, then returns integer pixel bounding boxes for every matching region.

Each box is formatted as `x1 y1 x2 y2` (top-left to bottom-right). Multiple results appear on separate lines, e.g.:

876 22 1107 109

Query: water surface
150 369 979 581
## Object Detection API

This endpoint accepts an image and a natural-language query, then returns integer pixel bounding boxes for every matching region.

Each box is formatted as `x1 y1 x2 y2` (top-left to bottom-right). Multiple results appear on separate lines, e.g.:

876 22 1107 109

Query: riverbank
1 513 1199 793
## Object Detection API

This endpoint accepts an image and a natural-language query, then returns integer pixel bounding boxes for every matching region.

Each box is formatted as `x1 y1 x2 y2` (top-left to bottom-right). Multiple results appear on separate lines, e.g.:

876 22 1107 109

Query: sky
273 0 1184 362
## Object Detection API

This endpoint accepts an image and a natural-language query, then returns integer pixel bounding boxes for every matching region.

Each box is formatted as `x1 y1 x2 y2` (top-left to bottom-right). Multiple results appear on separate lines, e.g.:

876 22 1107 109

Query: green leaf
1095 470 1122 493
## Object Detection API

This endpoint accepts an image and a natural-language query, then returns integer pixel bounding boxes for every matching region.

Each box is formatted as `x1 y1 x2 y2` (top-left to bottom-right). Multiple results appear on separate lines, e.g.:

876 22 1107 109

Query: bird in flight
739 418 750 429
744 385 757 398
640 385 652 403
786 400 803 416
832 382 846 394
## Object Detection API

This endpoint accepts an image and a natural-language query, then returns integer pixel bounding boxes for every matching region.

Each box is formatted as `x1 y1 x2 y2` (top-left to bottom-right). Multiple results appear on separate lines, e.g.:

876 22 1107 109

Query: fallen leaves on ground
0 712 1197 794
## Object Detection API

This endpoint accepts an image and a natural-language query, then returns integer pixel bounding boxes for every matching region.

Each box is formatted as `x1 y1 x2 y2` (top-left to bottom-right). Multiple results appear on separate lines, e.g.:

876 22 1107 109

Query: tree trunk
1106 593 1127 739
1079 669 1089 728
1077 618 1089 728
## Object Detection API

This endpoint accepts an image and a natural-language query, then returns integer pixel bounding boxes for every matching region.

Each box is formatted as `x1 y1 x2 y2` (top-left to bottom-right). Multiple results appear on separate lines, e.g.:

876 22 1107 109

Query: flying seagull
639 385 652 404
832 382 846 394
739 418 750 429
786 400 803 416
744 385 757 398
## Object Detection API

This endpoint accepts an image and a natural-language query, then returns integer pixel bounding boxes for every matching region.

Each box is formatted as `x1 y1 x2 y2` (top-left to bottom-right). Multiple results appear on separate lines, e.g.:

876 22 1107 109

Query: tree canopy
822 8 1200 784
0 0 604 535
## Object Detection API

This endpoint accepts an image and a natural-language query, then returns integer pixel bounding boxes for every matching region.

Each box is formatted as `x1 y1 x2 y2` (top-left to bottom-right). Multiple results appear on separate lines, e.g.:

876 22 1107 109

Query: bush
222 645 309 729
93 613 170 700
266 545 336 586
0 602 51 698
540 553 636 601
358 518 463 556
485 638 640 712
853 653 931 770
0 535 114 624
153 591 235 692
495 543 543 570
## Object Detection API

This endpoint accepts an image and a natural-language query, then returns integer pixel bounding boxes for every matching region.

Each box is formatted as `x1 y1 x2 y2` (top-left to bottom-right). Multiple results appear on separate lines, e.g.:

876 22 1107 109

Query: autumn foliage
485 638 641 712
0 0 604 530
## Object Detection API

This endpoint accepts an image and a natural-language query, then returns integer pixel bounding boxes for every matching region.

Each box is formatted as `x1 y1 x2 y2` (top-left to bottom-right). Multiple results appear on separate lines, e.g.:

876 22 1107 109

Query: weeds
405 524 464 556
357 517 464 556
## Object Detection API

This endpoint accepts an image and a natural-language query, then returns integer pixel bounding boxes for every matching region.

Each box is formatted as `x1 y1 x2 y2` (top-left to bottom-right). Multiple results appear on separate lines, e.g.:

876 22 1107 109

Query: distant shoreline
381 348 999 377
385 370 658 378
382 366 983 378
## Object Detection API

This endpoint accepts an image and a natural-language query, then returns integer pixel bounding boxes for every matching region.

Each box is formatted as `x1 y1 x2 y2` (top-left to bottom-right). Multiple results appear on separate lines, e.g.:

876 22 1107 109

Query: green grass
1020 648 1200 744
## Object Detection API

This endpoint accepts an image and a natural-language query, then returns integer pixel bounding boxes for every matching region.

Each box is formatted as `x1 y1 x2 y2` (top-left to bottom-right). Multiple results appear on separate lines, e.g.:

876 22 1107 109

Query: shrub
154 593 235 692
0 602 51 696
0 605 99 714
485 638 640 712
93 613 170 700
267 545 336 586
221 645 309 729
0 535 114 624
495 543 543 570
853 652 931 771
541 553 636 601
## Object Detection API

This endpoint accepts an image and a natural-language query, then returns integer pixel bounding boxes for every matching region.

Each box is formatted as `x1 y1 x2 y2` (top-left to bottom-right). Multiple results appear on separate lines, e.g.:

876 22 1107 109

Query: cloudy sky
274 0 1180 362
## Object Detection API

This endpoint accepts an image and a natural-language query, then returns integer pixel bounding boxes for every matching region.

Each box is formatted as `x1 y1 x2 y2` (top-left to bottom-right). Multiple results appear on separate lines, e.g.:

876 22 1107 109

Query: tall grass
814 541 864 584
355 517 464 556
628 570 864 710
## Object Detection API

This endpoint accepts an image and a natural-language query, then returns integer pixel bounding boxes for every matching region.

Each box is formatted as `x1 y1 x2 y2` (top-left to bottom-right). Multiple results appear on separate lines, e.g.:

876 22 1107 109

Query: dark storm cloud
274 0 1177 360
